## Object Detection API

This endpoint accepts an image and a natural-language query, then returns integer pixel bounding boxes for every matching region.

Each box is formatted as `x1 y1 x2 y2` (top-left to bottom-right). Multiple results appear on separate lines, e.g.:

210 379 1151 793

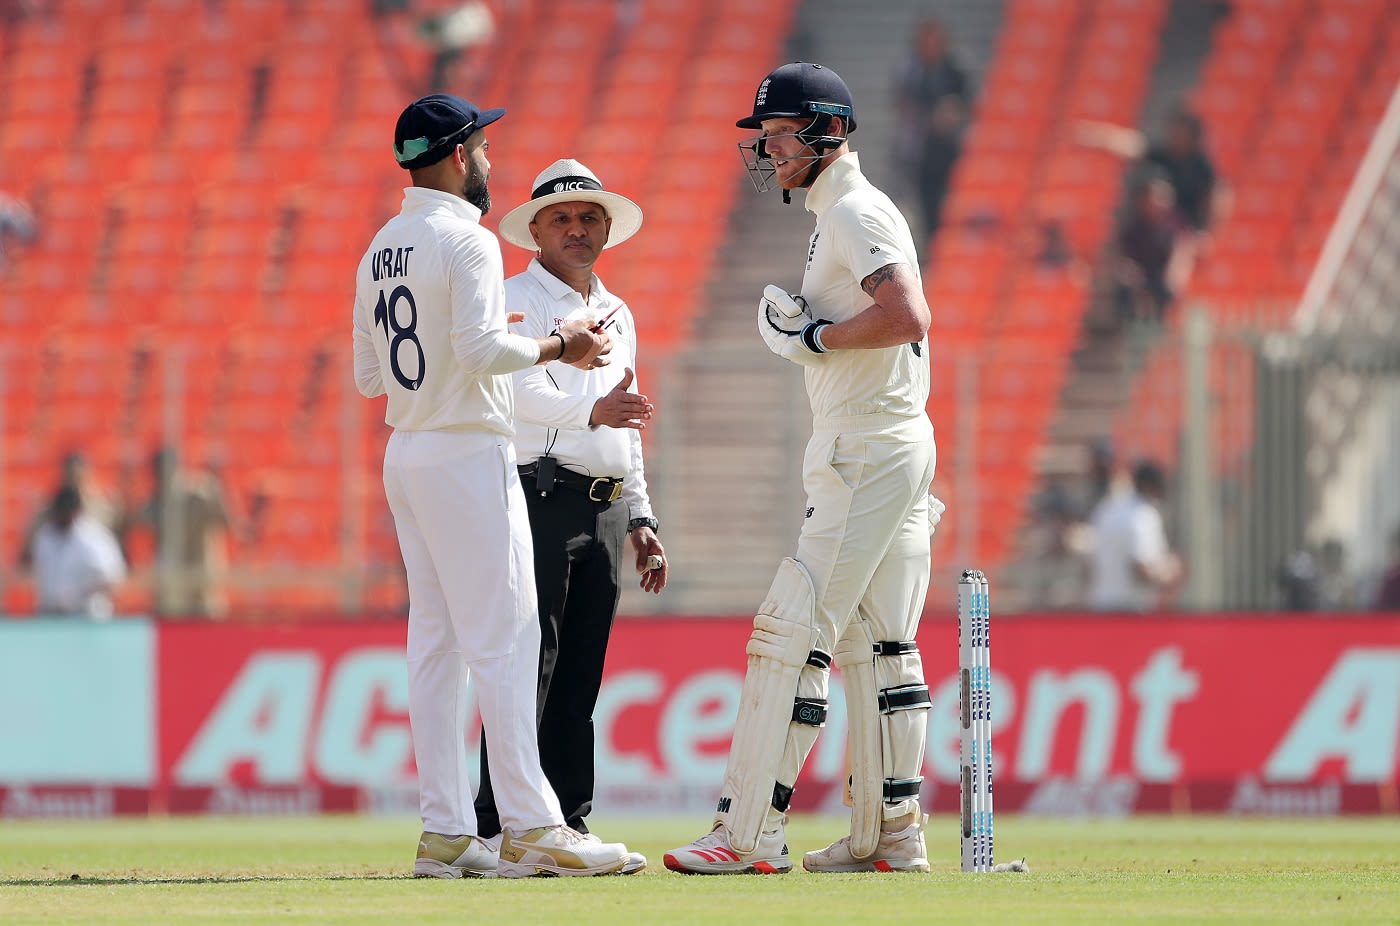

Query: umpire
474 158 666 873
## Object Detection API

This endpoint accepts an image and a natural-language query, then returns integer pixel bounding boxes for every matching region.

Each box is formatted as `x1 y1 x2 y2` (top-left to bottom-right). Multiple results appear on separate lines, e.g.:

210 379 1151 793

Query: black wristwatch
628 517 659 533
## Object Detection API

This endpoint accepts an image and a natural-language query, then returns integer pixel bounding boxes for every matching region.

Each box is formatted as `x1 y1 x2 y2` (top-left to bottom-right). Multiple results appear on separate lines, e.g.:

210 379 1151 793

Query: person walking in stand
353 93 635 879
665 62 942 875
471 158 665 875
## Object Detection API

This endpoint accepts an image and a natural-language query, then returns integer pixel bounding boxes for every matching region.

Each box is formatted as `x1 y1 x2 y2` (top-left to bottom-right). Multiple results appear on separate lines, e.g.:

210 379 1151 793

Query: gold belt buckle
589 477 622 503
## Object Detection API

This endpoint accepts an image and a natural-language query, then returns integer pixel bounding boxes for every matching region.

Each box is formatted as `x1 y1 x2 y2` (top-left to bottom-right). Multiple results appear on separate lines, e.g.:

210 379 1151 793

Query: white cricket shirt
353 187 541 434
800 152 931 423
508 259 654 520
1087 490 1170 611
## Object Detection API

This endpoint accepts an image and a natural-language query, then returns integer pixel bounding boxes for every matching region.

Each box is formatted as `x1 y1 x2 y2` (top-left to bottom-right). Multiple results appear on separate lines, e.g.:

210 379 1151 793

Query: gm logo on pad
796 705 824 724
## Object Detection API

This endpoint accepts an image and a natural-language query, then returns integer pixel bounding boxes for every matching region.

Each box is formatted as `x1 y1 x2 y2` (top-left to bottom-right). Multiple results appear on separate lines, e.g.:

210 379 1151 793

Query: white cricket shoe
802 816 931 873
581 832 647 874
663 822 791 875
497 825 630 877
413 832 498 879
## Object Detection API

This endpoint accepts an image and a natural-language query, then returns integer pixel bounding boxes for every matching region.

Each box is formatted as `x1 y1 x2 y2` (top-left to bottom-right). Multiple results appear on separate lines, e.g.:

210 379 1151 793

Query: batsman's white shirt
508 259 654 520
352 187 541 434
352 186 563 837
799 152 930 423
792 149 936 642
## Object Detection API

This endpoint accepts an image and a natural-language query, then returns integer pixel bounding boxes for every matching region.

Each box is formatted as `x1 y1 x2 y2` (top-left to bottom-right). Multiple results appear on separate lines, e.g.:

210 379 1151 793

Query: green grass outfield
1 814 1397 925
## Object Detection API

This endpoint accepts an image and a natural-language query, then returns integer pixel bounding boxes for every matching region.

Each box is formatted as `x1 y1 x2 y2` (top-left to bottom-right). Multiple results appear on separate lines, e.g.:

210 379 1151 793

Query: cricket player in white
666 63 940 875
353 93 633 879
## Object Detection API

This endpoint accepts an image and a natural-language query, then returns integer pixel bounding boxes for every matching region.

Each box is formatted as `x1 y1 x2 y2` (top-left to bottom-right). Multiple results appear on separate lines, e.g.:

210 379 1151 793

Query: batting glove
758 285 833 368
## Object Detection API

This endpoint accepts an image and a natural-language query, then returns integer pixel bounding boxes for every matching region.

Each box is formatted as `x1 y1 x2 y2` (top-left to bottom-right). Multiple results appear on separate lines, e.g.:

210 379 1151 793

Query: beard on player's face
464 158 491 214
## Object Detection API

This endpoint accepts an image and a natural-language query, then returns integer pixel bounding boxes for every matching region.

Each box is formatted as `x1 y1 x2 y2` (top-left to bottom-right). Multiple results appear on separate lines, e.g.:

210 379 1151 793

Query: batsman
665 62 942 875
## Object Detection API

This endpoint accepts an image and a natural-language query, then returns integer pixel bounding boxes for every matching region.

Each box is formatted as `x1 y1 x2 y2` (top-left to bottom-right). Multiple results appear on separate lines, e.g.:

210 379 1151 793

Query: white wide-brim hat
497 158 643 251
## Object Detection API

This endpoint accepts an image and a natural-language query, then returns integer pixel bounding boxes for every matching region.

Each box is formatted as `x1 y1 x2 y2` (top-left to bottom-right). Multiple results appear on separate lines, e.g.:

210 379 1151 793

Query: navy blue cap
737 62 857 132
394 93 505 170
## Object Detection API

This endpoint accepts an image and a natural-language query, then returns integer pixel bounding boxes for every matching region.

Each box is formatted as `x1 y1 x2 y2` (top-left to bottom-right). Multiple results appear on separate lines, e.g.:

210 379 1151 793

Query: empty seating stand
0 0 796 616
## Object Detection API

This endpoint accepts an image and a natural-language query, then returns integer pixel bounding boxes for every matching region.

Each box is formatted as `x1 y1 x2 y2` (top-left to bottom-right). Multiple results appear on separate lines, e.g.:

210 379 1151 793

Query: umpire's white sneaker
581 832 647 874
802 815 931 873
413 832 498 878
497 825 629 877
663 822 791 875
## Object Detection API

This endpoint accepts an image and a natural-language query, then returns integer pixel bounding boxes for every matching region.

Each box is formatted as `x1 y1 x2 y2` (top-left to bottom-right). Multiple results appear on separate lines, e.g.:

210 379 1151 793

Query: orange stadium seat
0 0 812 613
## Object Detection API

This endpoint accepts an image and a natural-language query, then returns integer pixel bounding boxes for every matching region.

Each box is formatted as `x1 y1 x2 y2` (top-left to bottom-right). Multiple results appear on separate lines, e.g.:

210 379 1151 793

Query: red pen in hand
589 305 621 332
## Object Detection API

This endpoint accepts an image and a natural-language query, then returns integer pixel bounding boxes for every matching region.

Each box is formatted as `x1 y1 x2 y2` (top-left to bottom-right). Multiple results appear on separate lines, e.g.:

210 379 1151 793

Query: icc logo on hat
497 158 644 251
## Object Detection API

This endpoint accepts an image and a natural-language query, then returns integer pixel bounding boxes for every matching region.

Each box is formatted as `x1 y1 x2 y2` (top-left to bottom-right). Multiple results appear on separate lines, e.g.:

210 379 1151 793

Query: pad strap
883 777 923 802
874 640 919 656
806 649 833 669
879 684 932 713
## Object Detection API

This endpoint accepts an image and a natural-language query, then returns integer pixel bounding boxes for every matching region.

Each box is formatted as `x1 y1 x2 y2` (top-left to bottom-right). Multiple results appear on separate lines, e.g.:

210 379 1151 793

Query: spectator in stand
916 95 967 247
19 451 126 567
1080 436 1126 517
1086 459 1182 612
28 487 127 619
1077 108 1223 237
1114 172 1195 325
892 17 972 246
1373 525 1400 611
140 447 232 618
1027 216 1090 287
1314 537 1359 610
1023 481 1092 610
417 1 495 91
1276 549 1320 611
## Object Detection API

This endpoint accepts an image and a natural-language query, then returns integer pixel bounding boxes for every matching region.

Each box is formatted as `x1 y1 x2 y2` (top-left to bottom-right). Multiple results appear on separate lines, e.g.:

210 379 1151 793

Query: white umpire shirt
352 187 542 430
508 258 655 522
800 152 931 423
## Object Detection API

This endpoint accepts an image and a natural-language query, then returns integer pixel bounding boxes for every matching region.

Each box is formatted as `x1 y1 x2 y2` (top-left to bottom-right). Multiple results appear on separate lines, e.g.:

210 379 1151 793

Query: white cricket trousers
799 413 938 640
383 429 563 836
798 414 937 821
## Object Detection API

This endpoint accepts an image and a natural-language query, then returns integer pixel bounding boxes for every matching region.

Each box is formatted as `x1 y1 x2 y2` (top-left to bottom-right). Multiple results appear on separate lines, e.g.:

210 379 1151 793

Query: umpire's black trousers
474 473 627 837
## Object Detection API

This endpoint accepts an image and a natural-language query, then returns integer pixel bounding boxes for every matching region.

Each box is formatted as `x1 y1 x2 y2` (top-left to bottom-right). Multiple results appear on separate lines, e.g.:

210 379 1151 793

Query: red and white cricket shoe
663 822 792 875
802 815 931 873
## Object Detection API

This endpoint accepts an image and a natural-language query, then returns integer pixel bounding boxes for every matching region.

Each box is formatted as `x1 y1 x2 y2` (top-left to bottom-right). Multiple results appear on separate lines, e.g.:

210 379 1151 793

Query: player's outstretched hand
556 318 612 369
590 367 653 429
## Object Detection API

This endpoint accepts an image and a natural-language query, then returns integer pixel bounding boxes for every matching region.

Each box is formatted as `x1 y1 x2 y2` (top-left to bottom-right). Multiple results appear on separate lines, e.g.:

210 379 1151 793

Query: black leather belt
519 463 623 502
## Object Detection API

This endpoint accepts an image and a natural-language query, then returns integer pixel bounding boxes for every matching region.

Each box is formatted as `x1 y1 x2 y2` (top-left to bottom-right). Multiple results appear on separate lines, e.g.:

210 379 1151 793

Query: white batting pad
717 557 826 854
